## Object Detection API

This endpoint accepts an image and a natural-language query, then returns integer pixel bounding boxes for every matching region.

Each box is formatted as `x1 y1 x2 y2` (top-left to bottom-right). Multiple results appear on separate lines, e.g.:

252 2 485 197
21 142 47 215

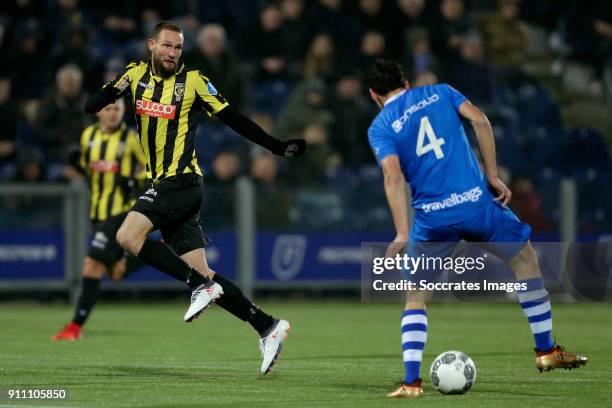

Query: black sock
212 273 274 336
72 277 100 326
124 254 146 278
137 239 207 289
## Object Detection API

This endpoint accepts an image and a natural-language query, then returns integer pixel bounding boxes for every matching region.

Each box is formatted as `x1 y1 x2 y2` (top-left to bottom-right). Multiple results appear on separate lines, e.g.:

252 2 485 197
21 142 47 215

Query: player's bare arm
458 101 511 206
380 155 409 258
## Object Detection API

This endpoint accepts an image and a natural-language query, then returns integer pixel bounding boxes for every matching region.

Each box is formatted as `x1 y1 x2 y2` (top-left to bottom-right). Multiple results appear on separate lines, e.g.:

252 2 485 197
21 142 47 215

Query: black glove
276 139 307 157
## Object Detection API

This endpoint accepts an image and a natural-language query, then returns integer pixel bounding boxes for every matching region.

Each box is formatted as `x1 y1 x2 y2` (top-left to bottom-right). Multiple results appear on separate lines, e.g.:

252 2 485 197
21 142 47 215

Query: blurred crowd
0 0 611 233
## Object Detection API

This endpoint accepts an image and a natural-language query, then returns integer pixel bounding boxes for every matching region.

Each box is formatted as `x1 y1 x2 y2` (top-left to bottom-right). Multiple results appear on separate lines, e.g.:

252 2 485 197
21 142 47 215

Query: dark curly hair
364 59 406 96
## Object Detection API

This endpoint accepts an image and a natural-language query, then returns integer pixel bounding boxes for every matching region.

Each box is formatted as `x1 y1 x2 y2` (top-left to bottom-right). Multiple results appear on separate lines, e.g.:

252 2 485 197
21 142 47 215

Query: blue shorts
405 201 532 281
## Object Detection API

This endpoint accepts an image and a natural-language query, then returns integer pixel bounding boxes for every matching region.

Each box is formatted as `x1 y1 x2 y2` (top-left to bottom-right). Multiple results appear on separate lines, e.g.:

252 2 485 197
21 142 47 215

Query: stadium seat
250 79 293 119
565 128 610 173
523 127 566 170
0 163 16 181
495 75 563 130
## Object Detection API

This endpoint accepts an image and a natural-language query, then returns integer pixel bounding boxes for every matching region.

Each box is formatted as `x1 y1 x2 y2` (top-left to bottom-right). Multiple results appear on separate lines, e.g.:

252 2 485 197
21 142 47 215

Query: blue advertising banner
255 232 393 281
0 228 603 284
0 230 64 280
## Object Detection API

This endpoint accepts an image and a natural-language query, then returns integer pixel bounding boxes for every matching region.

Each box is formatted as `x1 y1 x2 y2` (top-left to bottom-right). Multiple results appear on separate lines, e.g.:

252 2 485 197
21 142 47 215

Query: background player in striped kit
53 98 147 341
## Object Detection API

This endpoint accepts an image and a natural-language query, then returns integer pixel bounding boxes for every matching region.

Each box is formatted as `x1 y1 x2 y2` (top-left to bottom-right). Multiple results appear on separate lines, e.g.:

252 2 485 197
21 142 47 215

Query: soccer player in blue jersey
365 59 587 398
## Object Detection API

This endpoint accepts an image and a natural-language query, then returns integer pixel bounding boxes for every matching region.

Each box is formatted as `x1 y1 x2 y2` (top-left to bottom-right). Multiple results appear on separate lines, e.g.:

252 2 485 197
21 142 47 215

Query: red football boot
52 323 83 341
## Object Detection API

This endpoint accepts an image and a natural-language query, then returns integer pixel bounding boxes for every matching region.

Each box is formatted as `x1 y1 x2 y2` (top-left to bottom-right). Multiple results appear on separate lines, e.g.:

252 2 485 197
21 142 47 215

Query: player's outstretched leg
180 247 290 373
116 212 223 321
509 243 588 371
211 273 291 374
52 257 104 341
387 301 427 398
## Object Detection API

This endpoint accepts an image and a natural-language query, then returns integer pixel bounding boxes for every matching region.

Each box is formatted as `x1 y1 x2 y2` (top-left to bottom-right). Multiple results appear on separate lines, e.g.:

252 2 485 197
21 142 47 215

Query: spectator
413 70 439 87
12 148 45 183
563 0 612 78
49 24 102 93
389 0 431 59
275 78 335 185
0 0 45 31
251 148 280 188
280 0 311 73
430 0 471 62
43 0 87 45
242 3 288 82
285 120 335 186
309 0 360 57
36 64 88 162
355 0 390 35
403 28 441 82
480 0 528 68
9 19 49 121
510 175 553 233
358 30 387 71
204 150 241 230
207 150 241 186
98 2 137 40
445 31 495 104
329 72 374 169
303 33 343 84
276 78 334 139
0 71 19 167
250 147 292 229
184 24 248 111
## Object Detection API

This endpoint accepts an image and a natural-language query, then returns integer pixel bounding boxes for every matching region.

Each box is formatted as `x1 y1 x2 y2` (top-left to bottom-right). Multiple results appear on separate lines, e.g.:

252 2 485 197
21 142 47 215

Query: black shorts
131 173 210 255
88 213 128 266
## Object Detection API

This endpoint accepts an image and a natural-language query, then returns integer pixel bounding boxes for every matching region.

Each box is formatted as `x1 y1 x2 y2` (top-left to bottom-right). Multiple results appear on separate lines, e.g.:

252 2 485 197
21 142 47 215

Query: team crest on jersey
174 83 185 102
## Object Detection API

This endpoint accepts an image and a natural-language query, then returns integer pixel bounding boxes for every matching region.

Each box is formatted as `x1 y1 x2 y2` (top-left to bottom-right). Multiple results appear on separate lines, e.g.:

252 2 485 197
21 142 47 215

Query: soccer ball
430 350 476 394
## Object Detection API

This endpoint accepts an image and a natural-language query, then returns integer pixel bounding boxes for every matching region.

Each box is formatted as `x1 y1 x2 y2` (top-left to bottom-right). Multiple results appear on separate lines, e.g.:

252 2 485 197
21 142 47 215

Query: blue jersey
368 84 490 228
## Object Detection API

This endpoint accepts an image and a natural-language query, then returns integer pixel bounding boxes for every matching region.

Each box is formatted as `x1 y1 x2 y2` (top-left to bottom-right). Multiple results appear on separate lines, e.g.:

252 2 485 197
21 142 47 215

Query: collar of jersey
384 89 407 106
147 59 185 81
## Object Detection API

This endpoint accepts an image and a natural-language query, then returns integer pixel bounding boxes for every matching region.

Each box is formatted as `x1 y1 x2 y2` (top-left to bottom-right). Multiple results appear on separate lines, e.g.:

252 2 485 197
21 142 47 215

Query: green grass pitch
1 302 611 407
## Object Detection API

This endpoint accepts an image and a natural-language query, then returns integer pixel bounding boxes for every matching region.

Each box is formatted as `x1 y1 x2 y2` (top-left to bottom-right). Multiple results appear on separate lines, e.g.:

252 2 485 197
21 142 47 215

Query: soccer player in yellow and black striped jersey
53 98 148 341
80 114 146 223
84 21 305 374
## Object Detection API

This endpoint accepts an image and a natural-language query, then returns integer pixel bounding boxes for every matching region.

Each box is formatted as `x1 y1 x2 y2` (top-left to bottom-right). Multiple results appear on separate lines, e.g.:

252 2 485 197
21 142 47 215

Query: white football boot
184 281 223 322
259 319 291 374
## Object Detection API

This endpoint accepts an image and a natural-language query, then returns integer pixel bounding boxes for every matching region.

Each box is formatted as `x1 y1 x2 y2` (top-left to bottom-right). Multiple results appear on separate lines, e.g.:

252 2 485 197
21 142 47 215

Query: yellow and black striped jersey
107 60 229 181
79 123 146 222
